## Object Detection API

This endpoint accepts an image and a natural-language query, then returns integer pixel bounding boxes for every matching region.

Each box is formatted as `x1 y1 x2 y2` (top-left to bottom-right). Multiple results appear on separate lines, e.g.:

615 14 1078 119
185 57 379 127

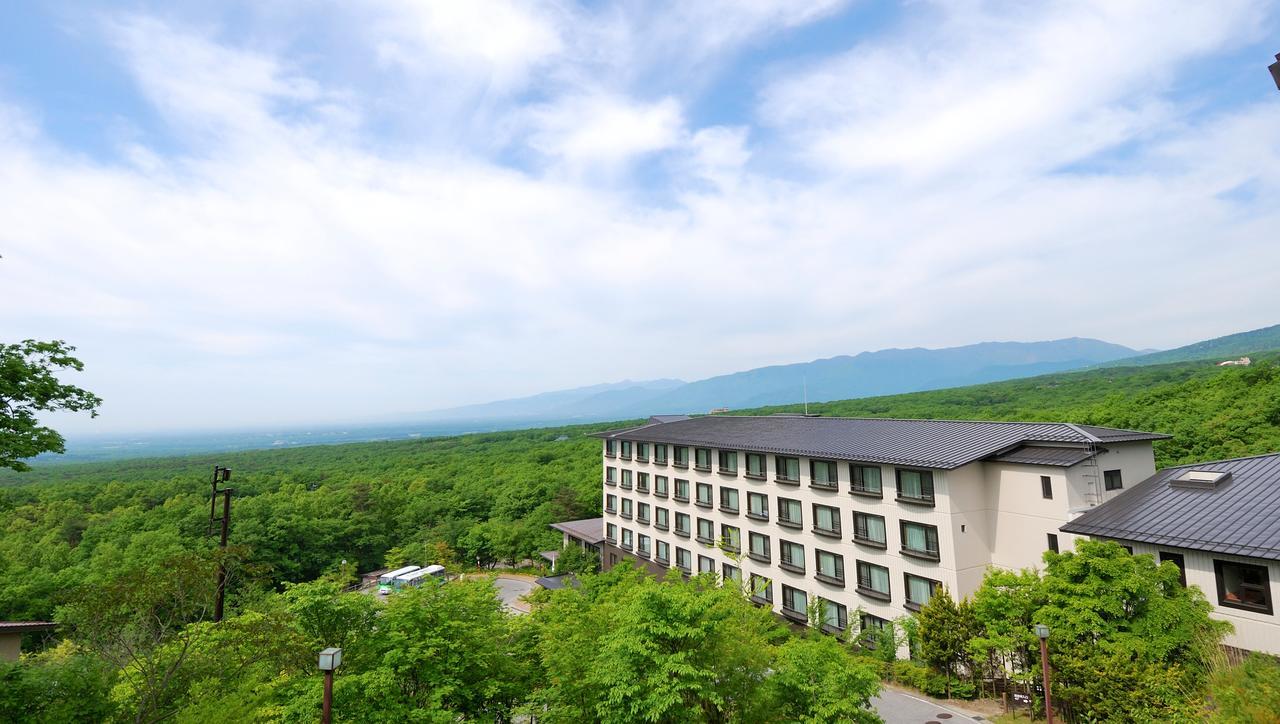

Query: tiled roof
0 621 57 634
592 416 1166 470
990 445 1100 467
1062 452 1280 561
550 517 605 544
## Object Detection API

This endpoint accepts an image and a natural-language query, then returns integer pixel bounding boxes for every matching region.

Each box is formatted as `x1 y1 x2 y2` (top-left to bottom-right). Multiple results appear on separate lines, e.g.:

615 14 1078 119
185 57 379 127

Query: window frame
777 496 803 529
675 547 692 573
655 506 669 531
750 573 773 604
1041 475 1053 500
605 466 617 486
748 531 771 563
856 560 891 601
745 453 767 479
637 501 650 524
694 447 713 472
620 440 632 460
809 459 839 490
1160 551 1187 587
781 584 808 622
720 524 741 553
1214 559 1273 615
779 539 806 574
636 472 649 493
1046 533 1059 553
904 573 940 611
674 478 690 503
895 467 936 506
636 442 649 462
815 548 846 587
853 511 888 549
637 533 651 557
811 502 842 538
775 456 801 484
696 517 715 545
654 475 669 498
719 486 740 514
605 439 617 458
818 597 848 633
620 498 633 520
620 469 633 490
653 444 668 465
746 491 769 521
718 450 739 476
697 555 716 574
850 464 883 498
695 482 713 508
674 512 691 538
899 520 940 561
655 539 670 564
605 493 617 514
1104 469 1123 491
673 446 690 469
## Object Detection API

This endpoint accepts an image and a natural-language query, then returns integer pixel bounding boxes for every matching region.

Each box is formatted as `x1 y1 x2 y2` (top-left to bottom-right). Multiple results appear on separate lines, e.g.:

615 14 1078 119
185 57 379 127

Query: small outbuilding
0 621 57 661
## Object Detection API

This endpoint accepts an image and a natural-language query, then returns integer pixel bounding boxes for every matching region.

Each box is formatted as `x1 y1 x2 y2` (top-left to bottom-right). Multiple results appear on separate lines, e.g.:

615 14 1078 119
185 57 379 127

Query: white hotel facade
588 414 1164 636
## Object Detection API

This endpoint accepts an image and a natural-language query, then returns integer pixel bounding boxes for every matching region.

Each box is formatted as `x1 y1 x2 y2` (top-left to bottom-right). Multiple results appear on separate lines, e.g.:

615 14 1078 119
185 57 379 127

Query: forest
2 355 1280 720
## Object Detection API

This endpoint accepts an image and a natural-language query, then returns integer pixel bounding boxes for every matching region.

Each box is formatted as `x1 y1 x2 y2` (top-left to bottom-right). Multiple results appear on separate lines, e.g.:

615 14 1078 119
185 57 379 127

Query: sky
3 1 1280 436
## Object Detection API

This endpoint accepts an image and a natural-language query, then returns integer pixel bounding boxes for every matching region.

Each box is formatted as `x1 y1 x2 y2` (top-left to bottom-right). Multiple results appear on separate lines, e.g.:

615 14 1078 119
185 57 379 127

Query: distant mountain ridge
1101 323 1280 368
416 337 1142 423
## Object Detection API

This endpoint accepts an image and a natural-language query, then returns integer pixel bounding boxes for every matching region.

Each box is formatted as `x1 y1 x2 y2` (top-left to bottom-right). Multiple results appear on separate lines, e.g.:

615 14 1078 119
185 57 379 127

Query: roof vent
1170 470 1232 490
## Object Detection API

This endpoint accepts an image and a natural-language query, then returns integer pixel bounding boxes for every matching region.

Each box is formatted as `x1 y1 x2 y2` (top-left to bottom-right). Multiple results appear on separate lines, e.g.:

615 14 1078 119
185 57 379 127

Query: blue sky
3 1 1279 434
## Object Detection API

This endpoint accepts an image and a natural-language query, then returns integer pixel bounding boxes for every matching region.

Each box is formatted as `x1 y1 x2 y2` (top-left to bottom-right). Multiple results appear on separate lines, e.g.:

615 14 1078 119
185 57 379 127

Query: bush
887 659 978 700
1207 653 1280 722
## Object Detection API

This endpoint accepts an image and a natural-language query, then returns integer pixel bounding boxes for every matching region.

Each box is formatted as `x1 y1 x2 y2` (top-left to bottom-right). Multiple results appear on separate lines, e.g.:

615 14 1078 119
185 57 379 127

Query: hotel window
673 446 690 468
655 540 669 564
674 479 690 502
748 532 771 562
750 574 773 603
695 482 713 507
850 465 882 497
637 502 650 524
654 444 668 464
853 512 887 548
904 573 940 611
747 492 769 520
780 540 806 573
698 555 716 574
782 585 808 620
1104 469 1123 491
675 512 691 537
720 524 741 553
1160 551 1187 587
746 453 767 478
775 456 800 483
819 597 848 632
815 549 845 586
621 528 633 550
812 503 841 537
654 475 669 497
900 521 940 560
1046 533 1059 553
695 448 712 471
621 469 633 490
620 441 632 460
636 442 649 462
606 523 617 542
1041 475 1053 499
896 468 935 505
718 450 738 475
723 563 741 585
636 472 649 493
859 612 889 648
675 547 692 572
697 517 714 544
1215 560 1273 614
605 494 617 513
605 439 617 457
655 507 669 531
620 498 633 519
605 467 617 485
777 497 803 529
856 561 891 599
719 487 739 513
810 460 838 489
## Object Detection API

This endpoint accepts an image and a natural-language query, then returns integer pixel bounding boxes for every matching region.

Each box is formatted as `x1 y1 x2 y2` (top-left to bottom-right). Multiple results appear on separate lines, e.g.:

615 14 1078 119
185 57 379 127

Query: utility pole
208 465 233 622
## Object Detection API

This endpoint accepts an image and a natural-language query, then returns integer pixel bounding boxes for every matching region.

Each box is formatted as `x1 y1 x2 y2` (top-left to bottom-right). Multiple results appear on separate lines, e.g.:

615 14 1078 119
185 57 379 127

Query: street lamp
1034 625 1053 724
318 647 343 724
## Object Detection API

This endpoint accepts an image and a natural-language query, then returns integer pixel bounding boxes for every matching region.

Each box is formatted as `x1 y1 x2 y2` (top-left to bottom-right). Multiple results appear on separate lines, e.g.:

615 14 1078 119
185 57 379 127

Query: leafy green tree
1206 652 1280 722
0 641 117 722
917 587 979 697
1 339 102 471
555 542 600 575
765 634 881 723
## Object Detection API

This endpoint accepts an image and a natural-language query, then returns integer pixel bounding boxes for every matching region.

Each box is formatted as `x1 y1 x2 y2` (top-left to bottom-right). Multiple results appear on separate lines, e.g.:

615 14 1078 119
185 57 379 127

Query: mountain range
421 337 1143 423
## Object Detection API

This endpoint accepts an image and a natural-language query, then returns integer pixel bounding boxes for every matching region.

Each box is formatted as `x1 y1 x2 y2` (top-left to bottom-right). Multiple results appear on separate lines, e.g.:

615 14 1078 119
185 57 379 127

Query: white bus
396 565 447 589
378 566 420 595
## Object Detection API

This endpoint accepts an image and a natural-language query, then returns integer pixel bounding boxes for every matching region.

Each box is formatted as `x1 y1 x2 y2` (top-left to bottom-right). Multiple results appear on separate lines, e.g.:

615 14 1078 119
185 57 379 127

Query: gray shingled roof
1062 452 1280 561
991 445 1100 467
592 416 1166 470
550 517 605 544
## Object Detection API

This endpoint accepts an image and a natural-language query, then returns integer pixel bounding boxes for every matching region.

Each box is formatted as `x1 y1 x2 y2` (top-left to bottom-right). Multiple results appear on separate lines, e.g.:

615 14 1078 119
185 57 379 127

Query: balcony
778 560 805 575
849 484 882 500
811 525 842 540
896 491 935 507
856 584 891 602
777 517 802 531
746 510 769 522
674 527 691 539
853 532 888 550
696 533 714 546
780 606 808 624
719 503 739 515
694 498 713 509
815 572 845 588
774 475 800 486
747 551 771 564
809 480 838 492
750 594 773 607
900 545 940 562
654 520 669 532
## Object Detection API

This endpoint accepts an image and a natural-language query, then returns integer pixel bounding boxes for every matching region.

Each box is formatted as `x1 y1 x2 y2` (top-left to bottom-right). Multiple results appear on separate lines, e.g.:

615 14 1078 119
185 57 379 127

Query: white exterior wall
601 436 1159 645
1116 541 1280 655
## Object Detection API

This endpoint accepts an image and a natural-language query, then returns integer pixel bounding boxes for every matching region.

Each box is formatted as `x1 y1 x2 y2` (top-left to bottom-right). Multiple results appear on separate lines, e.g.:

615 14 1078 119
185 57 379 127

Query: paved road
871 687 985 724
492 576 535 614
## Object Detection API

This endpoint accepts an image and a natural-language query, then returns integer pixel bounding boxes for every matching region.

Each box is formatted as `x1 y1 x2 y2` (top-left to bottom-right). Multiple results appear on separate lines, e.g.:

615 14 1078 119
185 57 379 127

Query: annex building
1063 452 1280 655
583 414 1165 636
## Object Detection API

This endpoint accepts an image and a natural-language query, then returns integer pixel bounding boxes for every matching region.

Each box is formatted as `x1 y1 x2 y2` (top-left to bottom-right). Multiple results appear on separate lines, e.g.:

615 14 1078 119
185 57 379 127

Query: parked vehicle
396 565 447 589
378 565 420 595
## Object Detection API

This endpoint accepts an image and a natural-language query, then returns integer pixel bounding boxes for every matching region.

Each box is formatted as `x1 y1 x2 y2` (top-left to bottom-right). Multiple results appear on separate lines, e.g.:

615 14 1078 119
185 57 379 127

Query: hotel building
587 414 1165 637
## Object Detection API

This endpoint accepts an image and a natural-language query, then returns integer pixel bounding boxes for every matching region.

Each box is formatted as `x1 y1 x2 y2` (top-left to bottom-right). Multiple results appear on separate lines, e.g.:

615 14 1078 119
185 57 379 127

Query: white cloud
523 93 685 168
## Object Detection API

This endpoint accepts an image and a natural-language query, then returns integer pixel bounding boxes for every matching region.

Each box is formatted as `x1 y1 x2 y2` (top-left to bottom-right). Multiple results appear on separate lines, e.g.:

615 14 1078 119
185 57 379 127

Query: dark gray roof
1062 452 1280 561
592 416 1165 470
550 517 605 544
535 574 581 590
991 445 1101 467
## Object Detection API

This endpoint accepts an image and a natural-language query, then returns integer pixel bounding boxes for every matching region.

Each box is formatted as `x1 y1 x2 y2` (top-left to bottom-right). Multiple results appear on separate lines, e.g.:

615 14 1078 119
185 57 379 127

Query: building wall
0 633 20 662
1118 541 1280 656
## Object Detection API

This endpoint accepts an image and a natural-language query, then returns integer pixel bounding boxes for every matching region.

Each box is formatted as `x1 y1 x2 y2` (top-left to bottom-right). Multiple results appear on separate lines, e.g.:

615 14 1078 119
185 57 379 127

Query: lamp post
318 647 343 724
1034 624 1053 724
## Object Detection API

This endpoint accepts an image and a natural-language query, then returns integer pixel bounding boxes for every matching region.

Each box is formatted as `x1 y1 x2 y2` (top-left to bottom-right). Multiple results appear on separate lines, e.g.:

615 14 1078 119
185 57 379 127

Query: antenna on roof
803 375 809 415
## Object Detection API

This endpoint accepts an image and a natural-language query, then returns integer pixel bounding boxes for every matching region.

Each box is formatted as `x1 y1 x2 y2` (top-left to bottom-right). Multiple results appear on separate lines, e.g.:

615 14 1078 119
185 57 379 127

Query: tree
765 634 881 723
917 588 979 697
555 542 600 576
1 339 102 471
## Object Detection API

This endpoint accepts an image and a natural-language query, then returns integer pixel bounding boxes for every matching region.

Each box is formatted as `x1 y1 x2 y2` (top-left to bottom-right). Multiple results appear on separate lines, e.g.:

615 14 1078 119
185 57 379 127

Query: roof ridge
1062 422 1102 443
703 415 1094 427
1161 450 1280 470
